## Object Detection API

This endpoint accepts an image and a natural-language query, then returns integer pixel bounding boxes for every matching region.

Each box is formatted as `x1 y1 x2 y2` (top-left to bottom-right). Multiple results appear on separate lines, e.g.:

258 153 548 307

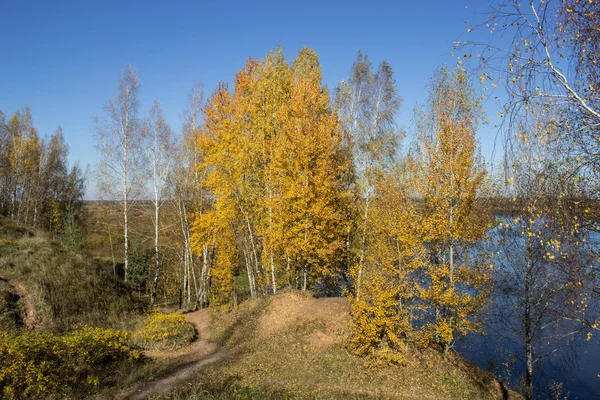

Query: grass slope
164 291 520 400
0 217 141 333
0 279 23 332
0 218 203 398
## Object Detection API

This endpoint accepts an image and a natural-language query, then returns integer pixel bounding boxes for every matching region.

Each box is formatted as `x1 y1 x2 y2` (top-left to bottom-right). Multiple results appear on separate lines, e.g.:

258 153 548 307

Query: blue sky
0 0 504 199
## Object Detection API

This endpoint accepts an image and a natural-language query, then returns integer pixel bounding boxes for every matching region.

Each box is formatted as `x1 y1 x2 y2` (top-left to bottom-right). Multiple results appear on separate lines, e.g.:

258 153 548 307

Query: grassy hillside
0 217 141 333
0 217 199 398
163 291 520 400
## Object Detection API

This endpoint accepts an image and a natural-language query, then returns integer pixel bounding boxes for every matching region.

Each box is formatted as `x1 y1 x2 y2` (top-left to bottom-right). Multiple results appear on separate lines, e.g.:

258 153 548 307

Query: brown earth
0 275 38 328
257 292 350 339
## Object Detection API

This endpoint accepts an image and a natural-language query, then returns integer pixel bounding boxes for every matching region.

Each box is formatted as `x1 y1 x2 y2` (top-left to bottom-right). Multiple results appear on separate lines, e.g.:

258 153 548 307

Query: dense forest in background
0 1 599 398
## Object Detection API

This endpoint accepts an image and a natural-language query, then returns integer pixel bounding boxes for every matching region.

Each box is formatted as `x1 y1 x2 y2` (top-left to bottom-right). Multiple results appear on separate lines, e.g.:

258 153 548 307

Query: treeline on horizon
1 1 600 397
83 196 600 217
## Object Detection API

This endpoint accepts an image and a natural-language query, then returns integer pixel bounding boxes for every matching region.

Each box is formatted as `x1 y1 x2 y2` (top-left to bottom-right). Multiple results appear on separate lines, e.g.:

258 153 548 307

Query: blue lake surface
456 219 600 399
457 326 600 399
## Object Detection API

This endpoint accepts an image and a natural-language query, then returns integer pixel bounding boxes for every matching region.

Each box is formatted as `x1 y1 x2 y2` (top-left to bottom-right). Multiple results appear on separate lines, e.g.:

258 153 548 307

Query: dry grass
163 290 520 399
0 217 142 333
0 280 23 332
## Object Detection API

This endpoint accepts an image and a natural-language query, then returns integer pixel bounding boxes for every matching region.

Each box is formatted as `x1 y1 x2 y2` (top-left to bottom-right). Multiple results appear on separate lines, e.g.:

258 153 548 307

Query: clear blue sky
0 0 503 199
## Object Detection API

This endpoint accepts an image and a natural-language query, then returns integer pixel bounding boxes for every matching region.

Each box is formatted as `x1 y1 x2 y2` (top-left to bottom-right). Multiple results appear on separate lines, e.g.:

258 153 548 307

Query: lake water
457 324 600 399
456 219 600 399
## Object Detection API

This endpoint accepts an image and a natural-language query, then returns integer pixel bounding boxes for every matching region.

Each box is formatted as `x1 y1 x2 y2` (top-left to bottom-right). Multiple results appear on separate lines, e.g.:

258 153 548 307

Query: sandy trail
0 275 37 328
115 309 224 400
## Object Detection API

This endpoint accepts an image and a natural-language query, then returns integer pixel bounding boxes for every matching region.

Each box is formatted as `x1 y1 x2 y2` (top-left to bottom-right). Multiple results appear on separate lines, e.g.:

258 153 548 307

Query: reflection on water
456 218 600 399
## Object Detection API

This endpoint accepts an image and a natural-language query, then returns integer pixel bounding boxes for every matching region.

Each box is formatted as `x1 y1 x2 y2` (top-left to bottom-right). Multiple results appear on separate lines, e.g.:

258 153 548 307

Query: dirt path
115 309 225 400
0 275 37 328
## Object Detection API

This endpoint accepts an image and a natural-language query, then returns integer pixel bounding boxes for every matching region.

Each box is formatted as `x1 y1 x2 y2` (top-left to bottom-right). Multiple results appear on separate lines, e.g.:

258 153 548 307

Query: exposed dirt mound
257 291 349 343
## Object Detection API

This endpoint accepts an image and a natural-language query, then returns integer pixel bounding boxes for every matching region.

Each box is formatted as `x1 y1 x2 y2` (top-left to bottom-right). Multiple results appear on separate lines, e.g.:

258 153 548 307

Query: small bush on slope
131 312 196 350
0 327 141 399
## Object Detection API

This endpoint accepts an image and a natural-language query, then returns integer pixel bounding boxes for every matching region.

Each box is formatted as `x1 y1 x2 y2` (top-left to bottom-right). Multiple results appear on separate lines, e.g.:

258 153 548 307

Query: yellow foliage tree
191 83 239 304
334 53 402 301
272 47 350 291
349 168 423 363
192 47 350 303
412 65 491 356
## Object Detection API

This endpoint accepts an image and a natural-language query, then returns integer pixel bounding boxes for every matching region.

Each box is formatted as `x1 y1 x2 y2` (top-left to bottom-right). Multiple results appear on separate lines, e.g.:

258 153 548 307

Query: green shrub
0 219 29 240
126 239 148 295
61 209 85 252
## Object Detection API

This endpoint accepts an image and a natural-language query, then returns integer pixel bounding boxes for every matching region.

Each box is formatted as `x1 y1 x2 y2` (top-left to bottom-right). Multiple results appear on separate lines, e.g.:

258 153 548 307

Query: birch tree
335 52 402 300
0 111 8 215
6 107 40 223
492 107 598 399
192 82 239 305
142 101 175 308
412 65 491 356
0 107 84 234
254 47 291 294
94 64 142 282
274 47 350 292
174 81 209 309
462 0 600 179
348 165 423 364
192 47 352 303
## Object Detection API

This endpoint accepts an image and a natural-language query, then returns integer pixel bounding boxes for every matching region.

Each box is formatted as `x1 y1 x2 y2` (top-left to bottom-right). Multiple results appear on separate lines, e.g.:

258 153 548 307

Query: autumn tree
94 64 143 281
196 54 291 300
5 107 42 223
192 82 239 305
491 107 598 399
335 52 402 300
0 107 85 232
0 111 7 215
35 126 85 232
348 165 423 364
194 51 290 299
252 47 292 294
42 127 69 232
192 46 351 304
273 47 350 291
172 81 210 309
412 65 491 356
462 1 600 181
